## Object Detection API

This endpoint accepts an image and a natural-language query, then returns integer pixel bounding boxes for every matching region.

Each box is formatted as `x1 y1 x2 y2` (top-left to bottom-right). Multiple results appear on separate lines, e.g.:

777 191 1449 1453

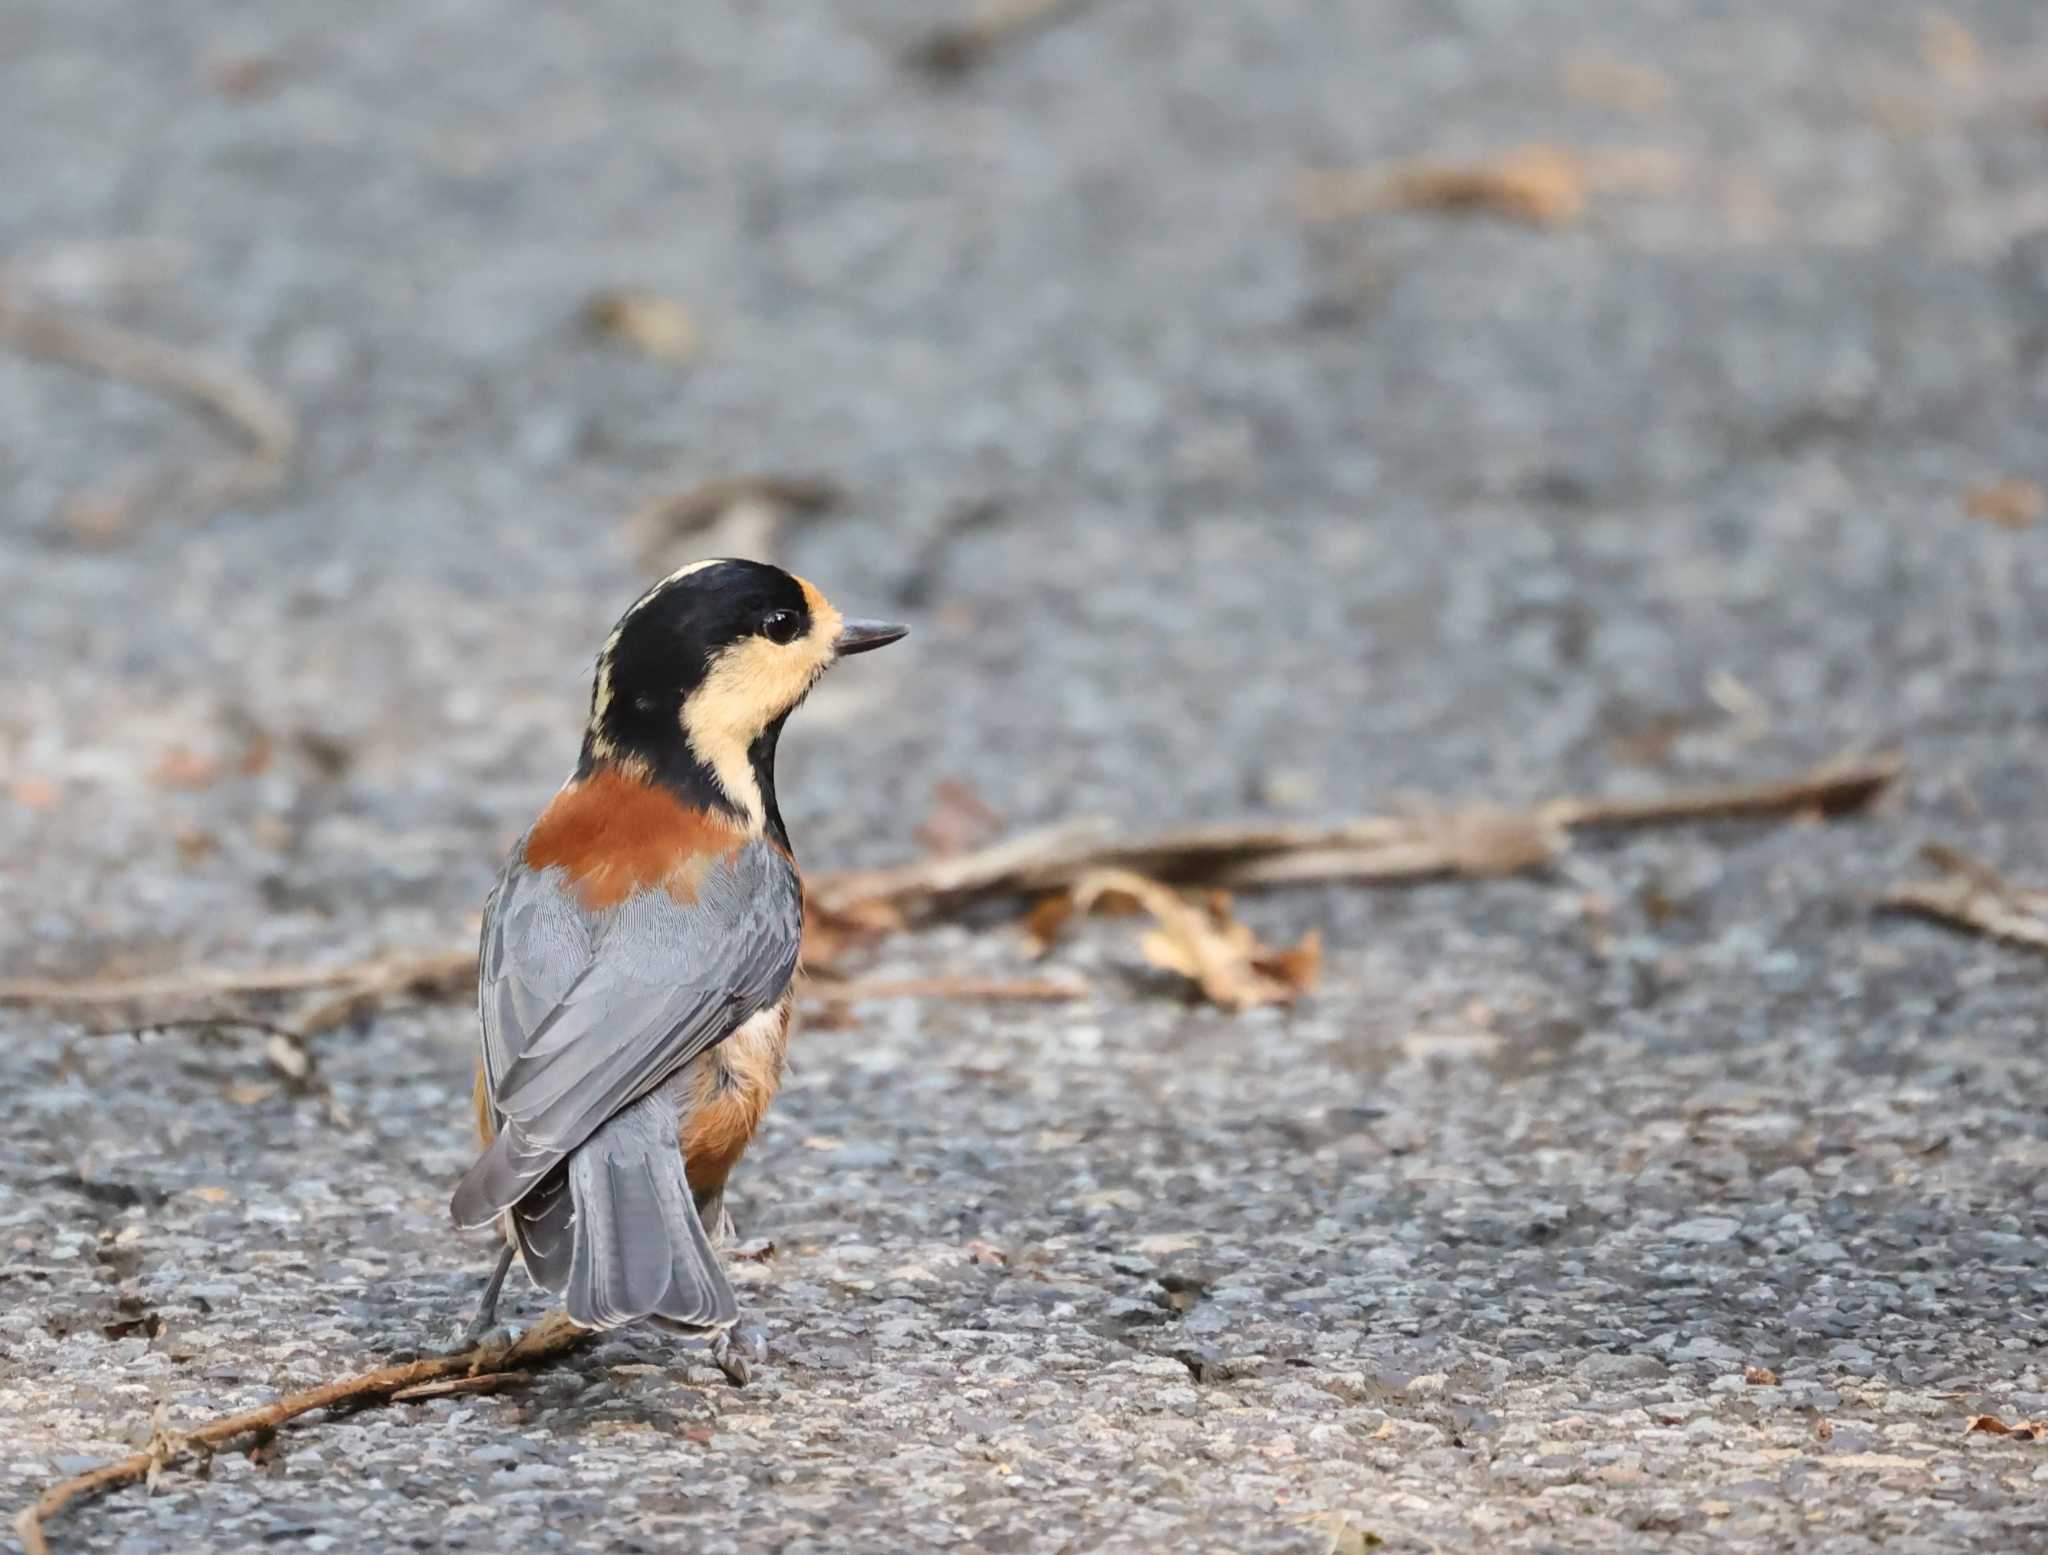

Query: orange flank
523 766 744 911
472 1065 496 1149
682 997 792 1198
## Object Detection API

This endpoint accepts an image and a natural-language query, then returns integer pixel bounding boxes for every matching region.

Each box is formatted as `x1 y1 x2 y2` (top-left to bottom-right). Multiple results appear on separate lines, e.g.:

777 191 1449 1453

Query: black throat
577 694 793 856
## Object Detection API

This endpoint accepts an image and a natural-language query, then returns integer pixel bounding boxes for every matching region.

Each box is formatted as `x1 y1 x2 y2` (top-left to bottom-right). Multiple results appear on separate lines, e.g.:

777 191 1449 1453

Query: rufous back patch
524 766 745 911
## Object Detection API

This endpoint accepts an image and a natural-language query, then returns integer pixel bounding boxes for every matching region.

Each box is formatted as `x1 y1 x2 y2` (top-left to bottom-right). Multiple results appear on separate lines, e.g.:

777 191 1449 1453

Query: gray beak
833 618 909 656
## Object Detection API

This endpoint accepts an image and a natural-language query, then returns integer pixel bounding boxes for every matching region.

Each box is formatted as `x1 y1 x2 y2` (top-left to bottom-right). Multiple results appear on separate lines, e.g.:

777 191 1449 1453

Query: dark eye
761 609 802 644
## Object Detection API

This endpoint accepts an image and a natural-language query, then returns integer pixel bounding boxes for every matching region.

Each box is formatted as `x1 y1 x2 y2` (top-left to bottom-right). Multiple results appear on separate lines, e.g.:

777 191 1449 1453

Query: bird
448 558 906 1380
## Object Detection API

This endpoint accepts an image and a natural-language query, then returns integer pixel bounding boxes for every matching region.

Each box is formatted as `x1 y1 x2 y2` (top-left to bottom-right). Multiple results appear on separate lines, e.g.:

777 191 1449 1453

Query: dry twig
811 754 1903 917
0 948 475 1035
1880 843 2048 953
906 0 1094 77
0 290 295 543
14 1312 591 1555
1541 753 1900 829
1295 144 1684 228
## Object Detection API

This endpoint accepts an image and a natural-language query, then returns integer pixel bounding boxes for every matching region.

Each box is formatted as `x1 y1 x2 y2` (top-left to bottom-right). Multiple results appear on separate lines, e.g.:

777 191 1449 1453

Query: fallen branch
1879 843 2048 953
388 1371 533 1403
1544 754 1901 829
0 948 475 1034
811 754 1904 915
906 0 1094 77
0 952 1080 1028
14 1312 590 1555
0 290 295 543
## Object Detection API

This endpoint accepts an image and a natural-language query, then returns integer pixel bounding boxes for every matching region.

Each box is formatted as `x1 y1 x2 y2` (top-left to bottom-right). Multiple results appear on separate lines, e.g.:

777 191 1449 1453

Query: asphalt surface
4 2 2048 1551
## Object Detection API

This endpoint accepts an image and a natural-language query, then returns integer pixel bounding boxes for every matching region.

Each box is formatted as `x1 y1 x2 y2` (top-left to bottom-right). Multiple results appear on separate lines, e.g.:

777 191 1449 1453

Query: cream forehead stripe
680 575 843 830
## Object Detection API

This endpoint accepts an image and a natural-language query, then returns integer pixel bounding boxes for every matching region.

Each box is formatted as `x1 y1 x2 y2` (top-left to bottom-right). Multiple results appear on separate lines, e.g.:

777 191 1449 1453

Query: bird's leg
695 1186 738 1248
708 1322 768 1388
691 1186 755 1382
450 1241 517 1351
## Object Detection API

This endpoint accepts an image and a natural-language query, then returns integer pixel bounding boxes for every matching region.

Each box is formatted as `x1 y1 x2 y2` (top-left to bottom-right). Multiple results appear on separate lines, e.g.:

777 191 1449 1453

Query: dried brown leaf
1253 929 1323 998
585 290 701 365
1882 846 2048 953
1965 1414 2048 1440
1962 478 2044 531
1072 869 1320 1011
1018 892 1076 958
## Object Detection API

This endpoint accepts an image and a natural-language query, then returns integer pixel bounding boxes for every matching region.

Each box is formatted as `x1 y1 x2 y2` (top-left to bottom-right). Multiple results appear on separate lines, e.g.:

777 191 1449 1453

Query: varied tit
449 559 906 1378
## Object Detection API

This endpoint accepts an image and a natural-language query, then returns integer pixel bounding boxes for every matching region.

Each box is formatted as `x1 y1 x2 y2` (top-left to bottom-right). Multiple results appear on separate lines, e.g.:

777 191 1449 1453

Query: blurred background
4 3 2047 1552
4 1 2047 942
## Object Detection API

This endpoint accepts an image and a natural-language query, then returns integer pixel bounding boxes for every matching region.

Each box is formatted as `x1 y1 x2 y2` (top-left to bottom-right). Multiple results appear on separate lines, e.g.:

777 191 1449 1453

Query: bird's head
583 558 906 839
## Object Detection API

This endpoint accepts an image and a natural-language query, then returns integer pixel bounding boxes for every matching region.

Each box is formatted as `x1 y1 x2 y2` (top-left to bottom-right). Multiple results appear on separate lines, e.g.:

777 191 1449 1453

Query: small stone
1665 1217 1741 1245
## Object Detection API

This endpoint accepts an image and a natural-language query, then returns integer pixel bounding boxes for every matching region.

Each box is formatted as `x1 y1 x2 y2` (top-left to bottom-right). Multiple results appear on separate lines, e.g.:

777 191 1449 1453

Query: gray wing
450 838 801 1228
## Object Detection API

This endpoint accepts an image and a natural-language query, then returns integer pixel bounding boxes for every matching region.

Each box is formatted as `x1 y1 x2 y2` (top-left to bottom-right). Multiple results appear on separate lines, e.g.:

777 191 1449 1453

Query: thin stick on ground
0 952 1080 1031
810 753 1904 915
0 948 476 1029
13 1312 591 1555
1879 842 2048 953
0 289 296 541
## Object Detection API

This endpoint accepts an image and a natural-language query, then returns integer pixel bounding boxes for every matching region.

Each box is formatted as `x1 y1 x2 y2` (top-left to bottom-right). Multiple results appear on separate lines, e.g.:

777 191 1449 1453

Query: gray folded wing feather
450 837 801 1228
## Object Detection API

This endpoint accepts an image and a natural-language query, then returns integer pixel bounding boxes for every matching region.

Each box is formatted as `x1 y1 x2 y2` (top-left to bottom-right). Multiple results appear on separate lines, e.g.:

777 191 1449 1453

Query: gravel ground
5 2 2048 1551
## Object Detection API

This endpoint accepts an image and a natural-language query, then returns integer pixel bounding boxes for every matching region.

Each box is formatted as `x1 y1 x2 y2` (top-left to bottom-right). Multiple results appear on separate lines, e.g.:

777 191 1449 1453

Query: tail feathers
563 1148 736 1331
510 1164 574 1294
464 1091 737 1333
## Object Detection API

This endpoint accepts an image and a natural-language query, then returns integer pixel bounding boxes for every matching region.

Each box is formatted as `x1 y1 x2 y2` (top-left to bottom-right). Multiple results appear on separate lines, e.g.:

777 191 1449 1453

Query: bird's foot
442 1319 516 1357
708 1324 767 1388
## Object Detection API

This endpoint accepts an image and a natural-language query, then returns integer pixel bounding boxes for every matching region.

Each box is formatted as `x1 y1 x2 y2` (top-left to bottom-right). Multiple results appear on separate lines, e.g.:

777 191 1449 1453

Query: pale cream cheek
680 621 841 826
